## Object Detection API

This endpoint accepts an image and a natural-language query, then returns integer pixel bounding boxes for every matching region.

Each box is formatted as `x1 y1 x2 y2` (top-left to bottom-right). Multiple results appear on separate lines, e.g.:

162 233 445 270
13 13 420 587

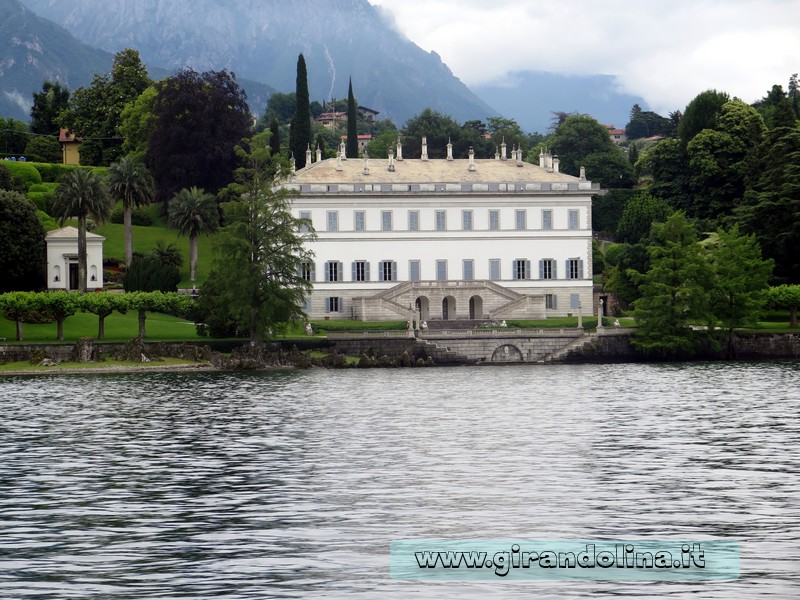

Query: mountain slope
0 0 113 121
0 0 277 124
18 0 498 125
473 71 647 134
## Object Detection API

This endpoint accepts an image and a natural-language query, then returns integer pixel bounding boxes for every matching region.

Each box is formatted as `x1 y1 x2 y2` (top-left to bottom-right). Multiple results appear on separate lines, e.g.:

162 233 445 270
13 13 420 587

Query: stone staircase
540 333 599 363
414 338 472 364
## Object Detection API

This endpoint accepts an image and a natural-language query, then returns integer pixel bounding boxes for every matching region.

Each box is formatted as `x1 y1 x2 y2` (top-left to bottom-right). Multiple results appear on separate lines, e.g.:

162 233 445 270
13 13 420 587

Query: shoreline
0 362 222 376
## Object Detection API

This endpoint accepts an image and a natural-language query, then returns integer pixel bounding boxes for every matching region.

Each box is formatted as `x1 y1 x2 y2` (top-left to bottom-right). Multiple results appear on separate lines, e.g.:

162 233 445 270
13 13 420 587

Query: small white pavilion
45 226 105 291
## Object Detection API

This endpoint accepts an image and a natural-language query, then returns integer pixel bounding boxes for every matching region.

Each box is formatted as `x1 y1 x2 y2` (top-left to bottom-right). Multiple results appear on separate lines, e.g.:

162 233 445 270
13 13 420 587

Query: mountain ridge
17 0 499 125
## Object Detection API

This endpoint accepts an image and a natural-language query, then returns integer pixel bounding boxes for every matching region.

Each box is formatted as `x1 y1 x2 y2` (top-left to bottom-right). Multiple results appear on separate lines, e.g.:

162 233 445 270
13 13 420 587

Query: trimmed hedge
31 163 77 183
111 205 153 226
2 161 42 188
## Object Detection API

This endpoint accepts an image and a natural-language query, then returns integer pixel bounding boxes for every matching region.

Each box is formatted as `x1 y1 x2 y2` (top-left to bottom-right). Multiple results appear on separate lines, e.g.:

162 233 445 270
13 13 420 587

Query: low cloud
369 0 800 114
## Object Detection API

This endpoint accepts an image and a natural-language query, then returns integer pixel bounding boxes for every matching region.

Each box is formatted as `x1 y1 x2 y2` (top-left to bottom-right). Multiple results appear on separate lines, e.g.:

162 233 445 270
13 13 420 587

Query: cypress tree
290 54 312 169
269 118 281 157
346 77 358 158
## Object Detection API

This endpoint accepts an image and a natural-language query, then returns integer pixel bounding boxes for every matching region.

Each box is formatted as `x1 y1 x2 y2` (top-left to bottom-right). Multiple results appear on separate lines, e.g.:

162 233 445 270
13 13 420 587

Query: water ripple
1 363 799 598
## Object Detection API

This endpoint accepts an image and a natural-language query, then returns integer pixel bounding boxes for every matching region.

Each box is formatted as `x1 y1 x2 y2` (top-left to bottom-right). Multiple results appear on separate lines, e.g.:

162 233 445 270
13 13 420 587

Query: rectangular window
515 209 526 230
327 297 342 313
300 261 315 282
545 294 558 309
489 259 501 281
435 210 447 231
299 211 312 233
327 210 338 232
436 259 447 281
326 261 342 282
489 210 500 231
354 210 366 231
542 209 552 230
568 209 579 230
409 260 421 282
352 260 369 282
304 296 313 314
462 210 473 231
379 260 397 282
513 259 531 280
539 258 555 280
382 210 392 231
463 259 474 281
570 293 580 310
408 210 420 231
567 258 583 280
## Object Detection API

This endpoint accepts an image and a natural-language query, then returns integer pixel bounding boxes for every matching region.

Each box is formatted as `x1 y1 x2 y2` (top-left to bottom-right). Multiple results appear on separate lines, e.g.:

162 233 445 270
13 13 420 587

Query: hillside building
281 139 600 323
45 226 104 291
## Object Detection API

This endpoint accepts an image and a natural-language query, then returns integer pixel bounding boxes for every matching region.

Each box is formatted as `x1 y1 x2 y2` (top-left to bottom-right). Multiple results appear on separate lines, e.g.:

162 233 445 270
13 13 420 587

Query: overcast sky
369 0 800 115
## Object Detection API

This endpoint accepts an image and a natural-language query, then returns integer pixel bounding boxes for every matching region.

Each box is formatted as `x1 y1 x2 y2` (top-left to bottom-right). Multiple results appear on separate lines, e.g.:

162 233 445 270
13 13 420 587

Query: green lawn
0 310 204 343
92 204 217 288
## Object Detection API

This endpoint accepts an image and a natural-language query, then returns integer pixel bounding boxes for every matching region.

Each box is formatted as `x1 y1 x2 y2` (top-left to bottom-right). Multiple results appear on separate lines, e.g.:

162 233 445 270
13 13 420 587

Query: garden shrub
110 205 153 226
2 161 42 188
33 163 77 183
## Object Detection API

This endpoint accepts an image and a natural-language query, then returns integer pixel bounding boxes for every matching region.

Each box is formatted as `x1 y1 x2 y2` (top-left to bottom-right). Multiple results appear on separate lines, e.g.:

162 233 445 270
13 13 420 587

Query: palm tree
52 169 113 293
168 187 219 282
108 156 154 267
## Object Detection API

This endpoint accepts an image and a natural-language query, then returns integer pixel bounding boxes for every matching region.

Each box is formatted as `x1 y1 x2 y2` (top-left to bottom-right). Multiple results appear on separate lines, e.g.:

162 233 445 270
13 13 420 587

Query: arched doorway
469 295 483 319
415 296 429 322
442 296 456 320
491 344 523 362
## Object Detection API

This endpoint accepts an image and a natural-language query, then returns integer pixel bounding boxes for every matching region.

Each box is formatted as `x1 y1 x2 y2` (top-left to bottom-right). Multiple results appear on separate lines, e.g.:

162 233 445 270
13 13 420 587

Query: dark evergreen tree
678 89 730 146
290 54 312 169
736 127 800 283
0 191 46 292
628 142 639 166
30 81 70 136
269 118 281 157
346 78 358 158
123 256 180 292
60 49 150 165
146 68 251 204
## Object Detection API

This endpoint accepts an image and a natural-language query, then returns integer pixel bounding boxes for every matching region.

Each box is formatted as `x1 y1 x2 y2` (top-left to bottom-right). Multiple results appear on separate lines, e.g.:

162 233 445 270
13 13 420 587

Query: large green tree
401 108 462 159
51 169 113 293
168 187 219 282
0 190 46 292
146 68 251 204
678 89 730 146
548 114 632 185
290 54 312 168
686 100 766 219
24 136 62 163
79 292 129 340
766 284 800 328
706 225 773 355
60 49 151 166
0 117 29 155
30 81 70 136
119 86 157 161
615 192 673 244
107 156 155 267
631 212 715 357
736 126 800 283
205 132 314 343
39 290 80 341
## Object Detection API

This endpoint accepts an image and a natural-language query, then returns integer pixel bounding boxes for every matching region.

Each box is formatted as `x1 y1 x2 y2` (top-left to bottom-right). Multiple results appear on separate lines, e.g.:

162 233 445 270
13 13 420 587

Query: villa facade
281 140 600 323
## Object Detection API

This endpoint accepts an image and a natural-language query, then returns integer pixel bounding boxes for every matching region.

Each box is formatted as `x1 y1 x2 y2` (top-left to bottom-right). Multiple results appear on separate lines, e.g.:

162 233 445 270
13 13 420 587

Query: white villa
45 226 105 291
282 139 600 322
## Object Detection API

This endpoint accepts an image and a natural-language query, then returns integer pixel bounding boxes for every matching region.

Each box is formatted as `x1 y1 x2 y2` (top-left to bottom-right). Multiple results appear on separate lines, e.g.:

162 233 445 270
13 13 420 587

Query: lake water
1 362 799 599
